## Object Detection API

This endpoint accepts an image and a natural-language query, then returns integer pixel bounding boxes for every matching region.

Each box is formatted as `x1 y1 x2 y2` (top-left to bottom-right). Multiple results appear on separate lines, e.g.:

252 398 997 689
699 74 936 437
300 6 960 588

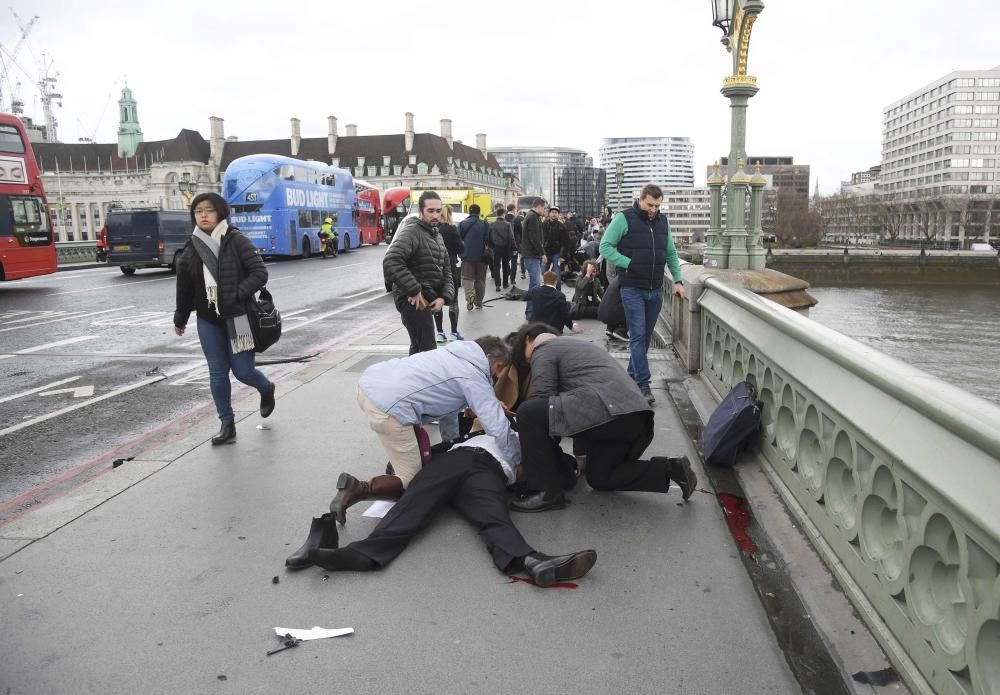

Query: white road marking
0 376 82 405
0 336 100 360
265 275 295 284
0 306 134 332
321 262 364 272
0 375 166 437
0 310 84 325
342 287 385 299
38 384 95 398
46 275 176 296
280 308 311 317
282 292 387 333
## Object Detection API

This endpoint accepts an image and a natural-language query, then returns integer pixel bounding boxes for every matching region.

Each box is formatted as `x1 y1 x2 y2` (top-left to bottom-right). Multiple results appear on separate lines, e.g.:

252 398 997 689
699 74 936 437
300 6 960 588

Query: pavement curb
665 367 911 695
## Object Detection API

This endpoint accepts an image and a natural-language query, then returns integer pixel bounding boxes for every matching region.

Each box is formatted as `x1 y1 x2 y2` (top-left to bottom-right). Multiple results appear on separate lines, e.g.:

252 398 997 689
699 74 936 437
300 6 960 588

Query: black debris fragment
146 366 162 376
112 456 135 469
272 576 279 584
852 667 899 686
267 634 301 656
217 675 227 681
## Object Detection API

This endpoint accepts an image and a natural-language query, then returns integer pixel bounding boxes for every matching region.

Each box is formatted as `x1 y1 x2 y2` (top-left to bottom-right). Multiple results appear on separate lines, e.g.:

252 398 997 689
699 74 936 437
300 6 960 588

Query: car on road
106 210 190 275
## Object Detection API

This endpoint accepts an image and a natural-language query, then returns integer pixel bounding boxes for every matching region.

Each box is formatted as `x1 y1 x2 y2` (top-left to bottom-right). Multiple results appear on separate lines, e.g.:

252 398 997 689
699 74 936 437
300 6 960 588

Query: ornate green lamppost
705 0 767 270
615 159 624 211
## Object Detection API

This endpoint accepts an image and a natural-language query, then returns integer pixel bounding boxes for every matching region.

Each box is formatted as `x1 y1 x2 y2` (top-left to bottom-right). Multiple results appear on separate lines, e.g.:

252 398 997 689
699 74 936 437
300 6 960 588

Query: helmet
324 218 333 224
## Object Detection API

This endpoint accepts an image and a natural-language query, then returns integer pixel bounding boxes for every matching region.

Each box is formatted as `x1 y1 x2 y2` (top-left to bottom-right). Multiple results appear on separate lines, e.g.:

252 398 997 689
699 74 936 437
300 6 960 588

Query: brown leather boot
331 473 370 525
369 474 404 499
330 474 404 525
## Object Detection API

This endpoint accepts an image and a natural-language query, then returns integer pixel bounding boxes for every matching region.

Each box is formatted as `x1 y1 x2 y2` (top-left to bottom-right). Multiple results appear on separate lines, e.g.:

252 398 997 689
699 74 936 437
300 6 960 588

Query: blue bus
223 154 358 257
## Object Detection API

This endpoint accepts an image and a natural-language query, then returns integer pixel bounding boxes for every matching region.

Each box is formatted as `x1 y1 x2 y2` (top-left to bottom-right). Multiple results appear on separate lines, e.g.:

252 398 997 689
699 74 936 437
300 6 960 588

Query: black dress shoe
211 420 236 445
655 456 697 501
509 490 566 513
523 550 597 587
260 383 276 418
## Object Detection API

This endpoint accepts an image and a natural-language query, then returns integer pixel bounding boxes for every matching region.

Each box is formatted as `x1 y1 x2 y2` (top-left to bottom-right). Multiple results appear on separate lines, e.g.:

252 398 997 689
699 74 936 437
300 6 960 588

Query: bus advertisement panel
409 188 494 220
0 114 56 281
223 154 357 257
354 180 383 245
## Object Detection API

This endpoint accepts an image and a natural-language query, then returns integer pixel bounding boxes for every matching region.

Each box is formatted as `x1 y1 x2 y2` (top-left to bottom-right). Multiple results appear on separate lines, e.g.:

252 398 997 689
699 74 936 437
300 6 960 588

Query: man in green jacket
599 184 685 405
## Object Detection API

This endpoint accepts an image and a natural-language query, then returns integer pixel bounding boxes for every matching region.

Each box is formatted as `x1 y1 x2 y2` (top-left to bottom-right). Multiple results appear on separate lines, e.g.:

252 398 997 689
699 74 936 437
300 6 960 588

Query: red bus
354 180 383 245
0 114 56 281
381 186 411 243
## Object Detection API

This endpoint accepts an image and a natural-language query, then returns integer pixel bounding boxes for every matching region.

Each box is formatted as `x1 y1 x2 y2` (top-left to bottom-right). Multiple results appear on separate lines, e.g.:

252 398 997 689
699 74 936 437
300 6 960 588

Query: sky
3 0 999 194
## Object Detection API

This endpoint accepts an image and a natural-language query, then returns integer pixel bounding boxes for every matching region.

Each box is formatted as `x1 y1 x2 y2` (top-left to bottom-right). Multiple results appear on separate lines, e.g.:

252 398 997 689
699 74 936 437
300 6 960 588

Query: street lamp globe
711 0 735 40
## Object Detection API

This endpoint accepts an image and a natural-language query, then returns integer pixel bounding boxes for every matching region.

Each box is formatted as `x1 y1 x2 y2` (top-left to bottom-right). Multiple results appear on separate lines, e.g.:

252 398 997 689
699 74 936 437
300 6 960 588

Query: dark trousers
396 297 437 355
347 448 534 571
491 248 513 287
518 398 667 494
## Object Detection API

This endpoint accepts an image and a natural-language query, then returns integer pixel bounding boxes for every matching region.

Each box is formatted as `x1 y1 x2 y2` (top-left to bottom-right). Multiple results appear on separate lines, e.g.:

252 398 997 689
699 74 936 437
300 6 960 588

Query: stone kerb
697 276 1000 695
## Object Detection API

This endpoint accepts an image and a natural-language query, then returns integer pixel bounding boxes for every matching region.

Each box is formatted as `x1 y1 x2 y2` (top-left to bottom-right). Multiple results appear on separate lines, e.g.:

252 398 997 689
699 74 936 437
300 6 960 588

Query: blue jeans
545 253 562 290
620 286 663 389
523 257 543 290
197 317 272 422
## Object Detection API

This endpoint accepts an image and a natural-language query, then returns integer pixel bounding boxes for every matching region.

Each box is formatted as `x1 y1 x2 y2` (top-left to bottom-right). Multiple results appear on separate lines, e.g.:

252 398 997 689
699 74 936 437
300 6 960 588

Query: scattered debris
321 575 329 581
852 668 900 686
112 456 135 469
266 634 301 656
271 576 279 585
273 626 354 641
145 366 162 377
217 675 227 681
256 424 271 430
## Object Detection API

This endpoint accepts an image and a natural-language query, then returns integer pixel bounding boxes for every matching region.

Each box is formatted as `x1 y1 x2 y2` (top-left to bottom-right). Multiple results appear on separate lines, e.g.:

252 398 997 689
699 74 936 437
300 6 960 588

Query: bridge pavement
0 285 801 694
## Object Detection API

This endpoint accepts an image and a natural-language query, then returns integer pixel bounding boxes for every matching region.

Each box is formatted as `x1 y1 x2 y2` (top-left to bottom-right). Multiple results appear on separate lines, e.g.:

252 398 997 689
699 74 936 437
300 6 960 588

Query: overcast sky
4 0 999 194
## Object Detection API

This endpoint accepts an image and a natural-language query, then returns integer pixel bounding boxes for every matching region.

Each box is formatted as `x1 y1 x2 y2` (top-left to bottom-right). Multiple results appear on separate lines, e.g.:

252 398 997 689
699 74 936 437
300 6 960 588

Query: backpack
702 381 763 466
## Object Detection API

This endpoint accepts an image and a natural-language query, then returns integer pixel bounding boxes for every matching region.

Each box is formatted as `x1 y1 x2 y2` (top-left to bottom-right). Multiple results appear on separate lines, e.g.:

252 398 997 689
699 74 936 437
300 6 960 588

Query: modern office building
489 146 605 216
661 187 713 243
879 66 1000 245
599 137 695 209
708 156 811 199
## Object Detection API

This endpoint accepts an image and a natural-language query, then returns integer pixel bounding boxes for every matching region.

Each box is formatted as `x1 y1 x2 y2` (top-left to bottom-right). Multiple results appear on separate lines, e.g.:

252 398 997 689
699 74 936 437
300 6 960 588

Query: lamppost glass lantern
711 0 734 37
178 173 197 207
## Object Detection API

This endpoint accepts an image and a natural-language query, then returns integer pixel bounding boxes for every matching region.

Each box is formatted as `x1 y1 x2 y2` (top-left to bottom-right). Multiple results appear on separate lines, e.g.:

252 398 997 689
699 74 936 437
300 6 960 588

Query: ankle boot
285 513 339 569
330 473 404 525
211 419 236 445
260 382 276 418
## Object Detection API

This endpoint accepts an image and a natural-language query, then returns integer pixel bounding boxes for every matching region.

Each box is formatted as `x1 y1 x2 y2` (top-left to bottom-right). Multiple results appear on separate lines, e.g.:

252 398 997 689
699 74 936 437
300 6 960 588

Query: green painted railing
697 276 1000 695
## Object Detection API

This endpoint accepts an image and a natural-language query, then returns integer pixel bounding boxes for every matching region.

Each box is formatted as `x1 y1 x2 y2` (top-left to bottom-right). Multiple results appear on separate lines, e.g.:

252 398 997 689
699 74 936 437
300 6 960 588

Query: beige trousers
356 386 421 487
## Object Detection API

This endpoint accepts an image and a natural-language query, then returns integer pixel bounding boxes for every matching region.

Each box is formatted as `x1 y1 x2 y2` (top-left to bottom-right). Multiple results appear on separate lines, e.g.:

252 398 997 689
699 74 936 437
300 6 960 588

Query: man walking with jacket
599 183 685 405
520 198 547 290
458 204 493 310
490 205 515 291
383 191 455 355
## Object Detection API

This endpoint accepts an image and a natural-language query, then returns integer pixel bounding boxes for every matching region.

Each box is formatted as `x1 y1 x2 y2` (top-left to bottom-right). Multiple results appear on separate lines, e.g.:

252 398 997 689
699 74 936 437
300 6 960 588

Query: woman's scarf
193 220 255 353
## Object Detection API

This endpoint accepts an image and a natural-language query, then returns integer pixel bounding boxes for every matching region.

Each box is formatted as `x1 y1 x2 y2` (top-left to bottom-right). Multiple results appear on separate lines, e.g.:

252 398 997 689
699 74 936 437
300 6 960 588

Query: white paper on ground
274 626 354 641
363 500 396 518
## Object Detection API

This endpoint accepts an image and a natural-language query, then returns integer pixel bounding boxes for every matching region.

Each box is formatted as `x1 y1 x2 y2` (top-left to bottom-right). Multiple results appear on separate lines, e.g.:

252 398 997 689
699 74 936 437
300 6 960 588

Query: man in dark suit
524 270 582 334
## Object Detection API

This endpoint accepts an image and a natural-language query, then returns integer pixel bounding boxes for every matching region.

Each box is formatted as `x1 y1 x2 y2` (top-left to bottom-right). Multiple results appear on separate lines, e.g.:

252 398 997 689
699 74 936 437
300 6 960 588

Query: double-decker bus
223 154 357 257
0 114 56 281
354 180 383 245
381 187 411 242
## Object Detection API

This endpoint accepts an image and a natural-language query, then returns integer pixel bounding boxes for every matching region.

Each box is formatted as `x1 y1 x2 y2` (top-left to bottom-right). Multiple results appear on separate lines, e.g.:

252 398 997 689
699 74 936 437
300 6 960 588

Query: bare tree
774 190 822 247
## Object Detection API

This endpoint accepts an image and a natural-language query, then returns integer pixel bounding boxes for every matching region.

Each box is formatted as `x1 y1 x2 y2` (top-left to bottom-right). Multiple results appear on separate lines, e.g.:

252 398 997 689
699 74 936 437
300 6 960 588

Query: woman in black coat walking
174 193 276 445
433 205 465 341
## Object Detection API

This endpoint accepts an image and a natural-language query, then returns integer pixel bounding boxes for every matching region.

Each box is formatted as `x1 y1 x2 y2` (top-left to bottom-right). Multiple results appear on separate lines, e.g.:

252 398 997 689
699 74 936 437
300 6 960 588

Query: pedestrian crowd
174 184 692 588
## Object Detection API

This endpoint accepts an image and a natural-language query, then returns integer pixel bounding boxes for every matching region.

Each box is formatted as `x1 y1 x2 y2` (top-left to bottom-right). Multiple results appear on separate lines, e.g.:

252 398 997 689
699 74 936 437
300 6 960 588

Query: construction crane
0 10 38 113
76 76 124 143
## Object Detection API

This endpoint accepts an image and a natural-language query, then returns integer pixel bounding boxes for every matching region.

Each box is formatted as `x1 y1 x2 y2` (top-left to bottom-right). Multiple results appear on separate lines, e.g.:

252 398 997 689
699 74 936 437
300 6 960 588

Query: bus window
280 165 295 181
12 197 47 228
0 125 26 154
233 204 263 213
327 211 338 225
298 209 311 228
311 210 321 228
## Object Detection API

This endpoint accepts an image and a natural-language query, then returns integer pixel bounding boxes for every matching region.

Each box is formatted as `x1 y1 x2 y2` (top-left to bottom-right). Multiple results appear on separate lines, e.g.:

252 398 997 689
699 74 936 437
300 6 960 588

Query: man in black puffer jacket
383 191 455 354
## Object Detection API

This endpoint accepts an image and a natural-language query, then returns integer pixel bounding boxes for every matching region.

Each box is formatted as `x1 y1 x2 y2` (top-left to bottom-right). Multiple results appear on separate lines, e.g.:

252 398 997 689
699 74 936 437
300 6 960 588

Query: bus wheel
302 237 312 259
120 266 136 276
343 235 351 252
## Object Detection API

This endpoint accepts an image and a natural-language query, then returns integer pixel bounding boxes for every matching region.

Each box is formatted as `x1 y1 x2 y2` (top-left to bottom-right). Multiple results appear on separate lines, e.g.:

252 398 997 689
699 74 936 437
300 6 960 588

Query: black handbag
246 286 282 353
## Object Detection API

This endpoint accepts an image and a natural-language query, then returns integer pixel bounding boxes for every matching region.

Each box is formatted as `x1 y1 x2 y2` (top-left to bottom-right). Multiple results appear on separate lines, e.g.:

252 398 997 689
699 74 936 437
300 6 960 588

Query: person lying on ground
285 432 597 588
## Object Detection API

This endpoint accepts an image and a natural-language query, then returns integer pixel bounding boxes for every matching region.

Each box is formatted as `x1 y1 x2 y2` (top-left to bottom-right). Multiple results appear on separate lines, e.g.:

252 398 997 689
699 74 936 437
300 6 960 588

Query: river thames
808 285 1000 406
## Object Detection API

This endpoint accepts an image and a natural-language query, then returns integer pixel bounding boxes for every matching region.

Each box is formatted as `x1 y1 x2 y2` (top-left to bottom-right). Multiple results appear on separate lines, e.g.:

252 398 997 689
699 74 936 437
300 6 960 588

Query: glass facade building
490 147 606 216
599 137 695 209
